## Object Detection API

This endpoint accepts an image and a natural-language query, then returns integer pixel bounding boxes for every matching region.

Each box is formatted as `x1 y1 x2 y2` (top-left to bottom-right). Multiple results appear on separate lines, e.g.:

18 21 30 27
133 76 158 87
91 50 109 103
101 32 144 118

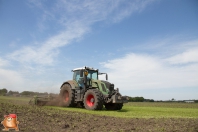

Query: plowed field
0 96 198 132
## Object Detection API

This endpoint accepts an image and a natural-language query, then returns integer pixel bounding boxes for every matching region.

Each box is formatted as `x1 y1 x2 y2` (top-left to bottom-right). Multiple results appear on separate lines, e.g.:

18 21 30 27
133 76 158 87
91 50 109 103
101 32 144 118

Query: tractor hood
91 79 110 95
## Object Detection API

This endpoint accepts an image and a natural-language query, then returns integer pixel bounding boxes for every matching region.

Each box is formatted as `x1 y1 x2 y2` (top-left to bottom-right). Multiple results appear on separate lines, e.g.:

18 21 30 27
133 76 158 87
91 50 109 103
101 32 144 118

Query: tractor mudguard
61 80 79 89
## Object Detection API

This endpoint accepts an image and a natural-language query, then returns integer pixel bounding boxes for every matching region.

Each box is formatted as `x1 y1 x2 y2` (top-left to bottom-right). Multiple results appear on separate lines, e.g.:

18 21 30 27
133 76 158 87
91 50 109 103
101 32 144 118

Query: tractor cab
72 67 98 88
72 66 110 95
73 67 97 83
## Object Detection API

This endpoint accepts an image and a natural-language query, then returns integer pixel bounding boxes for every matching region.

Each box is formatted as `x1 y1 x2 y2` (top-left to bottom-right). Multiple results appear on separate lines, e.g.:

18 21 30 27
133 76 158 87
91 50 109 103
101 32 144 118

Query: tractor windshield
87 70 98 80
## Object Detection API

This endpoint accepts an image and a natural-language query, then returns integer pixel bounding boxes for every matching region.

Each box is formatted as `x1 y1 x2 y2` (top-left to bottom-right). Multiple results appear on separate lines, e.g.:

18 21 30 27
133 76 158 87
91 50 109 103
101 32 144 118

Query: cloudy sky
0 0 198 100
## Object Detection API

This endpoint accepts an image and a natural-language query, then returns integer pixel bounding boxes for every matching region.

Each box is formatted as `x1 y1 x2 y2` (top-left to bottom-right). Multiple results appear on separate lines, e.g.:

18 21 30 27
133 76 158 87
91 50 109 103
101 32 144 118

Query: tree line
128 96 154 102
0 88 57 97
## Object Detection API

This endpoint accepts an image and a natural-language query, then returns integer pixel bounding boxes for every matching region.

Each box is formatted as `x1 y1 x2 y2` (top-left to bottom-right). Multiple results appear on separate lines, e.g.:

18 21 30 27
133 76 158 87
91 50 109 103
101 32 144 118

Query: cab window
73 71 81 82
87 70 98 80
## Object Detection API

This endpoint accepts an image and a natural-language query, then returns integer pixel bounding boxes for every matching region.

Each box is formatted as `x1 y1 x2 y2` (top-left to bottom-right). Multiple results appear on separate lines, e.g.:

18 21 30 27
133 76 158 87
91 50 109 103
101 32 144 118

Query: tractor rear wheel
60 83 76 107
83 89 104 110
105 103 123 110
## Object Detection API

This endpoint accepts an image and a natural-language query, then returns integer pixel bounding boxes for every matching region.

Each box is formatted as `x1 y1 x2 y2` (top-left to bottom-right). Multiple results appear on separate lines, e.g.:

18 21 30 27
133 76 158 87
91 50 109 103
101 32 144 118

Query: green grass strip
46 105 198 118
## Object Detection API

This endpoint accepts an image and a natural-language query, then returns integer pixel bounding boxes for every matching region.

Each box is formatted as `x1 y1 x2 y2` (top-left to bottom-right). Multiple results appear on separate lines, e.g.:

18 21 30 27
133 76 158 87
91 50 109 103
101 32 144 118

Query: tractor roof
72 66 98 72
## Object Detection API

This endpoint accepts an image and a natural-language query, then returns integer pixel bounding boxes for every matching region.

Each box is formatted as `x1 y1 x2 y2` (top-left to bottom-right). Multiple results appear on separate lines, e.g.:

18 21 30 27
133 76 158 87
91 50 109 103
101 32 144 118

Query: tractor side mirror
80 70 83 77
106 74 108 80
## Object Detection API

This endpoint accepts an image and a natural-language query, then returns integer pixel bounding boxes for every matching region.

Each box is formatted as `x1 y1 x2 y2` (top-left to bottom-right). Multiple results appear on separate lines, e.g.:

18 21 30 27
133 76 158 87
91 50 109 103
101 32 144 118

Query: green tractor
59 66 128 110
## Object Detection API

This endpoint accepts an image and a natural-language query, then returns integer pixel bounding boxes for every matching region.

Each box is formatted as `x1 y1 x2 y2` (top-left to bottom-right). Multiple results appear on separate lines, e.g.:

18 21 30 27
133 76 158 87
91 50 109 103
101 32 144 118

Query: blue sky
0 0 198 100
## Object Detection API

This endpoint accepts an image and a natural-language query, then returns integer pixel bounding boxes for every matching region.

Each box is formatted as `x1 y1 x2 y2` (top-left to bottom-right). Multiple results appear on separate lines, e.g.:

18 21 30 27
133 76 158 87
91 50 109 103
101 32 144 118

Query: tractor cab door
73 70 84 88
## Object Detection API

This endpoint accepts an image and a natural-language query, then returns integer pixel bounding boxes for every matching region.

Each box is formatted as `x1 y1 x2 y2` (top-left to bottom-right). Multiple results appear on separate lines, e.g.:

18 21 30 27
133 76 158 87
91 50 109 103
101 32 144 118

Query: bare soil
0 100 198 132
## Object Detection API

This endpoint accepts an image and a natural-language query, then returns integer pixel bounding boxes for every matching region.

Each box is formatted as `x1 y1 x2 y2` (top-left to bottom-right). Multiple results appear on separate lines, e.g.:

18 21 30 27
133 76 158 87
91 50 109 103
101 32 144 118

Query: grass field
0 96 31 102
1 96 198 132
47 102 198 118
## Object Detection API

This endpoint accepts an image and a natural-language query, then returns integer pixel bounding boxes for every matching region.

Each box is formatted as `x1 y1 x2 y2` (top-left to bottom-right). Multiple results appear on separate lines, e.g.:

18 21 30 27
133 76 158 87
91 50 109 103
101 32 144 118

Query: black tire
59 83 75 107
115 103 123 110
105 103 123 110
83 89 104 110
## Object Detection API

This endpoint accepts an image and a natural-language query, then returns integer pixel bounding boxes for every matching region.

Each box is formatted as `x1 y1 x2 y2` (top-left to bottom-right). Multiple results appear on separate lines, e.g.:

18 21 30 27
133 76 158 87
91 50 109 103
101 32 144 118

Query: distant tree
7 90 19 96
20 91 34 96
144 99 155 102
128 96 145 102
20 91 49 96
2 88 8 93
0 88 8 96
149 99 154 102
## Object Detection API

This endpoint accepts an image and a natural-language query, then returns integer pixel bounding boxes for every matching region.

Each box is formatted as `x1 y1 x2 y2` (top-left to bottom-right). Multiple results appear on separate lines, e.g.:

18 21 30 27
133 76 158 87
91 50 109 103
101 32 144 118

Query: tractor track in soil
0 99 198 132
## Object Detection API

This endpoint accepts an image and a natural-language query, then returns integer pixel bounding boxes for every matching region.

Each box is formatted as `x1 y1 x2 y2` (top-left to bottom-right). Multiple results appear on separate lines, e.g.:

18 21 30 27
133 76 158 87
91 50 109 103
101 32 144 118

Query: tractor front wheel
105 103 123 110
60 83 76 107
83 89 103 110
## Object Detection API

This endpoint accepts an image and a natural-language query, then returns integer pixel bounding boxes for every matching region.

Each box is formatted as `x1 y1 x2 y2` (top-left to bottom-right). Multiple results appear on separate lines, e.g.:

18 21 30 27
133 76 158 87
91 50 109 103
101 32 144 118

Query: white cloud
8 0 155 66
0 57 24 91
0 68 24 91
101 45 198 91
111 0 155 23
56 0 155 23
0 57 61 92
166 48 198 64
8 23 89 65
0 58 9 67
